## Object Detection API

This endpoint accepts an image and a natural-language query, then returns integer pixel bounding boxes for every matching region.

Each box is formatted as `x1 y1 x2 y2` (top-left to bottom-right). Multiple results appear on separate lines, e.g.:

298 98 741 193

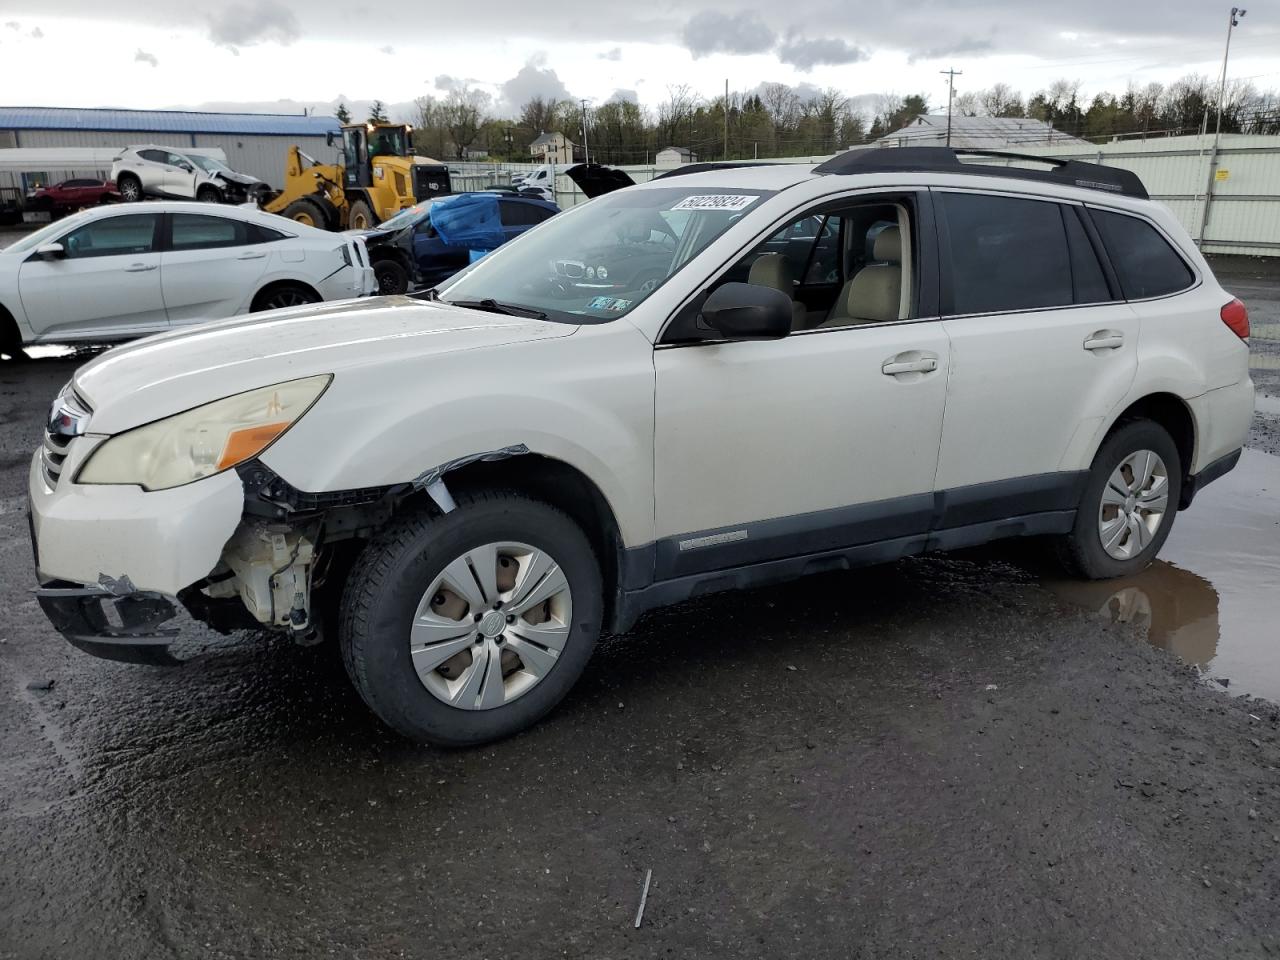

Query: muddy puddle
1043 447 1280 701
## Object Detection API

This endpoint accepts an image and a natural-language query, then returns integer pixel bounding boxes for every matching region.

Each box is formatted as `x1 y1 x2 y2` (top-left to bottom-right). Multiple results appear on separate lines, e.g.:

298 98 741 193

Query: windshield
368 127 409 158
3 214 89 254
378 200 434 232
189 154 232 174
437 186 772 323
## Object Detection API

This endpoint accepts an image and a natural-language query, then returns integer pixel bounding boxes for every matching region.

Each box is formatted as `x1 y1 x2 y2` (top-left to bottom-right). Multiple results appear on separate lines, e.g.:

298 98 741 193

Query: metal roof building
0 106 341 190
875 115 1088 149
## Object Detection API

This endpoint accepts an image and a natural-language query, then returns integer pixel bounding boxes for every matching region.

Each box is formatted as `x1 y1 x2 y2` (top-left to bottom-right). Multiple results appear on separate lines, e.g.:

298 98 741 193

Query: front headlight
77 375 331 491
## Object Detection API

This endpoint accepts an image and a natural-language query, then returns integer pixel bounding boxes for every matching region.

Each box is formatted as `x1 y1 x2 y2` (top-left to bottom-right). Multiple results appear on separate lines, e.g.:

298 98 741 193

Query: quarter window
60 215 159 258
941 192 1072 314
1090 209 1194 300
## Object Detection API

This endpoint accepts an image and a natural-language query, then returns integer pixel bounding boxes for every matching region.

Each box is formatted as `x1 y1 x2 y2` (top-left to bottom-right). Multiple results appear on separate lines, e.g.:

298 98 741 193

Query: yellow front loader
264 123 451 231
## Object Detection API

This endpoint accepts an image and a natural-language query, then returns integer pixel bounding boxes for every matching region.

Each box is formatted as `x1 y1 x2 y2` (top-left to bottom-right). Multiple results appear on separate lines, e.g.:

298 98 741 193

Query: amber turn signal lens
216 422 291 471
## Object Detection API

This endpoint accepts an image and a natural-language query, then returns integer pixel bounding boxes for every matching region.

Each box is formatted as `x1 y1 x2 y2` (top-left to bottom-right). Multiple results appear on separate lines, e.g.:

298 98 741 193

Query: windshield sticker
588 296 633 312
671 194 759 212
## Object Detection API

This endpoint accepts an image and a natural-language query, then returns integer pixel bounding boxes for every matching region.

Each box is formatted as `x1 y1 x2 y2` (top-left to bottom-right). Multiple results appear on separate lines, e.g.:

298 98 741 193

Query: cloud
434 74 464 94
682 11 775 59
207 0 300 51
29 26 43 39
134 48 158 67
597 46 621 61
379 44 394 54
777 33 868 72
495 60 573 117
906 36 995 64
608 88 638 103
4 21 19 30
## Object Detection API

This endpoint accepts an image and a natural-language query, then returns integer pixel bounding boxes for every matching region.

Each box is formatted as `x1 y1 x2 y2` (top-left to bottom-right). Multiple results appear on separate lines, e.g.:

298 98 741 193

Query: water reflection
1044 561 1220 669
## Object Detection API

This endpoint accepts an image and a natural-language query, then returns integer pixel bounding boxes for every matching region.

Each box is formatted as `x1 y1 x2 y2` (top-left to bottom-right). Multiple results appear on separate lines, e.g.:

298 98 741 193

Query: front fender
258 322 657 546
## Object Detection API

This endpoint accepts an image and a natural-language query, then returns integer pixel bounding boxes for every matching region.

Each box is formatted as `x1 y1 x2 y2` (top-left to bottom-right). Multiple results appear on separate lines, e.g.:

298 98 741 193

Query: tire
196 185 222 204
250 283 321 312
373 258 409 296
348 198 377 231
281 197 328 229
1055 419 1182 580
0 312 27 362
339 492 603 746
117 173 143 203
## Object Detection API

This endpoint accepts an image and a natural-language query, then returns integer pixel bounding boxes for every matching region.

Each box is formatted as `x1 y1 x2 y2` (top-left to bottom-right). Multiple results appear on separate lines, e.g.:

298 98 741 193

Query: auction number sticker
671 194 759 212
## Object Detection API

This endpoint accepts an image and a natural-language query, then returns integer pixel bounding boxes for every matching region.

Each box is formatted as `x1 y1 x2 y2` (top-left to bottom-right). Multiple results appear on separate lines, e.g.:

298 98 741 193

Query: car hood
74 297 576 434
213 170 263 187
564 163 636 199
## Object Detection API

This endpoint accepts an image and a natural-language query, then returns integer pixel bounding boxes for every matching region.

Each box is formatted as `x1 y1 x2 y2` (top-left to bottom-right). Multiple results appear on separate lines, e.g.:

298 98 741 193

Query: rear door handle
237 251 267 260
882 355 939 376
1084 330 1124 351
124 263 158 272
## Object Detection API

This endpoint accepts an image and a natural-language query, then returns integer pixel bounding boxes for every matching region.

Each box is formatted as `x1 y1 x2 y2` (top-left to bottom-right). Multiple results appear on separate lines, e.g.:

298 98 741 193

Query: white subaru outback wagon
29 148 1254 746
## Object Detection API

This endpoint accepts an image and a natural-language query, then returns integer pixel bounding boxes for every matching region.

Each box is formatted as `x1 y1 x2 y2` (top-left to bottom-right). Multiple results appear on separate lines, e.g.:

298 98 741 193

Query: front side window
1090 209 1194 300
189 154 232 175
170 214 250 250
941 192 1073 315
437 186 774 323
61 215 159 259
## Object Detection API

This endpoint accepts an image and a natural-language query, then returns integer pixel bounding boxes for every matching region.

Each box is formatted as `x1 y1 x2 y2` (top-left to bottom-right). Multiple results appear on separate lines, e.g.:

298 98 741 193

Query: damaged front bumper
35 577 182 665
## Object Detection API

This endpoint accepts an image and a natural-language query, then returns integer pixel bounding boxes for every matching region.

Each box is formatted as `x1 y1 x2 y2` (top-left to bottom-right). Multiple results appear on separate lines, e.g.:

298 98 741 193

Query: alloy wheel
409 541 573 710
1097 449 1169 560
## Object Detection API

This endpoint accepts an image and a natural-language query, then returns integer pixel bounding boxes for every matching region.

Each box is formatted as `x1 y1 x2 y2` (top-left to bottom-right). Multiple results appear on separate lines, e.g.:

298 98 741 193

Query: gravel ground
2 263 1280 959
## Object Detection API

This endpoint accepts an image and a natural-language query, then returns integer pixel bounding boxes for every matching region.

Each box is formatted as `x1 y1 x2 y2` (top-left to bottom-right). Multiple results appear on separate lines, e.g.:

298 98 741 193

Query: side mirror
34 242 65 261
700 282 793 340
178 162 193 172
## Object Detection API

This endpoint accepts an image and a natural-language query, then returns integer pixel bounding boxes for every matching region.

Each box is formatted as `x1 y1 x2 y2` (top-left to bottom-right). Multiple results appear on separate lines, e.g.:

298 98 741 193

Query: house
529 131 577 165
0 105 340 191
655 146 697 168
873 115 1088 149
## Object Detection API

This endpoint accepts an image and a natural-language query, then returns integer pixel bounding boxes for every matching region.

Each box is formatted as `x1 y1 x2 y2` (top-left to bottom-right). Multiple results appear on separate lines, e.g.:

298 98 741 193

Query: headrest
748 253 793 292
873 226 901 263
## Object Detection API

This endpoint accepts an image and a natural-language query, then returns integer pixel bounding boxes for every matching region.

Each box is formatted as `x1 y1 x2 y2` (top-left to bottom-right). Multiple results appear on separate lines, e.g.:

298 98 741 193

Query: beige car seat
824 226 903 326
747 253 807 328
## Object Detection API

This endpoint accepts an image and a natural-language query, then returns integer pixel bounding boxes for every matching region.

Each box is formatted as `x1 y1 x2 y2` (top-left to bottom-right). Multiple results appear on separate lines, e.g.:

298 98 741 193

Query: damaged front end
213 170 266 202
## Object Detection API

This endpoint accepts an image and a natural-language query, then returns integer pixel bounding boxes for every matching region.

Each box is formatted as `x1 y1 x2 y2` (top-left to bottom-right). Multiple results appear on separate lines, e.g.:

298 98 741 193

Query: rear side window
170 213 251 250
1090 209 1194 300
499 201 552 227
941 192 1072 314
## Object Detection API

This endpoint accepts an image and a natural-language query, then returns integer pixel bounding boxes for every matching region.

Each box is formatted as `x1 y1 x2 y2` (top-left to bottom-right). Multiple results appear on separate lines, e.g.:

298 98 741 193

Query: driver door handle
882 354 939 376
124 263 158 272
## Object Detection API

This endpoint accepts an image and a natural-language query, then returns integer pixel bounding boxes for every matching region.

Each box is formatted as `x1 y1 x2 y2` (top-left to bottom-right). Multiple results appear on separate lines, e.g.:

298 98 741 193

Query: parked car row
23 147 1254 750
26 178 120 214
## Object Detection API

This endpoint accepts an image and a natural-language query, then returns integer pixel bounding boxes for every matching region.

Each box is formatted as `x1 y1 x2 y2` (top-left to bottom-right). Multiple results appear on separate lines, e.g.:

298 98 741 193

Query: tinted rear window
942 192 1073 314
1091 209 1194 299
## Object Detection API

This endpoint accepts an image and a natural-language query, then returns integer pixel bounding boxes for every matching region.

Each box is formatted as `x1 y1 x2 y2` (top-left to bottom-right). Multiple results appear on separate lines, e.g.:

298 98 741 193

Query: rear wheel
340 493 603 746
0 312 27 362
251 283 321 312
282 197 327 228
1055 419 1181 579
348 199 376 231
117 174 142 202
373 259 409 296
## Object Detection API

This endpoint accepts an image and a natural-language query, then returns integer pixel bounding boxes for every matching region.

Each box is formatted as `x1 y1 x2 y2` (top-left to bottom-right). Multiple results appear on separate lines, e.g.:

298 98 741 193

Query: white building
655 146 698 168
528 132 578 165
874 115 1088 150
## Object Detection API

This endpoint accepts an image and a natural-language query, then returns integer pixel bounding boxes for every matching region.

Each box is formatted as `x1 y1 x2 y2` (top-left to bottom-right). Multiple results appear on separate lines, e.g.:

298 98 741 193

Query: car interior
725 200 916 330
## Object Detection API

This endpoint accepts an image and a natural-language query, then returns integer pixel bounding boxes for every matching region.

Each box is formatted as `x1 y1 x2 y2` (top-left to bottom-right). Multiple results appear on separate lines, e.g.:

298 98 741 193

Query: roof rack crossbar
812 147 1148 200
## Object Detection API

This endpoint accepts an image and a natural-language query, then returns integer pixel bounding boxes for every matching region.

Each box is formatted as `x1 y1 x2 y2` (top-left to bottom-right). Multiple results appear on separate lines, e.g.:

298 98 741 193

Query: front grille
41 431 72 488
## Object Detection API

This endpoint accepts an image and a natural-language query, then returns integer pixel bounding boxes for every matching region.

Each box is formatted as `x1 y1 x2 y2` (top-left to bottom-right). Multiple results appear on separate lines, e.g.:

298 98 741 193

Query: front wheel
196 185 222 203
1055 419 1181 579
347 199 376 231
339 493 603 746
373 259 409 296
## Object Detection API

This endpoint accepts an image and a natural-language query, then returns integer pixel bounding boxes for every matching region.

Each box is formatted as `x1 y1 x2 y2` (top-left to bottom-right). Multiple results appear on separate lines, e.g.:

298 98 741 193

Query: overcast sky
1 1 1277 121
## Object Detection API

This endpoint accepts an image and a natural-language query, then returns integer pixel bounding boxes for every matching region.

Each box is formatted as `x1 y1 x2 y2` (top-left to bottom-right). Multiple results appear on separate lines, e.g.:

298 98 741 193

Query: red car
27 178 120 214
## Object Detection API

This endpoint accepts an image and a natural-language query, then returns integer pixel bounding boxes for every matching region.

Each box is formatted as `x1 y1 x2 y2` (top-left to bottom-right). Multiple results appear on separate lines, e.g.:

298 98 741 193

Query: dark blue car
355 192 560 295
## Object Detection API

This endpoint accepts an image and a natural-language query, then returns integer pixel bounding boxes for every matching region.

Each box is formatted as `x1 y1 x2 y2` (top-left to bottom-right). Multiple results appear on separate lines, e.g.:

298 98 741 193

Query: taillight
1221 298 1249 340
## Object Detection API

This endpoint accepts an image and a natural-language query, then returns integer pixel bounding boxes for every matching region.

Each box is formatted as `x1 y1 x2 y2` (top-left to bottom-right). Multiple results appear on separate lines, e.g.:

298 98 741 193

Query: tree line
333 73 1279 164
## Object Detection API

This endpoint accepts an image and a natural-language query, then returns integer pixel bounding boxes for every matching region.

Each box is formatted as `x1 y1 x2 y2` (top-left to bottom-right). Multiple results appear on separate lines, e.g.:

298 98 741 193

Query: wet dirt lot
3 270 1280 958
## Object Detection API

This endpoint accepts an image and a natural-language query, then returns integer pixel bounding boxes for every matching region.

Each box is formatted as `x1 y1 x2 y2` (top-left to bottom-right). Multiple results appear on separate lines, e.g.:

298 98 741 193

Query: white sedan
0 201 375 353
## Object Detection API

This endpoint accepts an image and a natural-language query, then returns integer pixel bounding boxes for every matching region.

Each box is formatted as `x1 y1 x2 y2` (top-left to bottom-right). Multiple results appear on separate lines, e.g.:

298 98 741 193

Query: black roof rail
653 161 780 180
812 147 1148 200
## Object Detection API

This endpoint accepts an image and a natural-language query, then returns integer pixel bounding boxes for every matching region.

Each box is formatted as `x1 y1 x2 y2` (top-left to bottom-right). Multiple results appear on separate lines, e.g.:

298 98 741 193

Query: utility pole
1198 6 1246 247
940 68 962 147
724 78 730 161
579 98 591 165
